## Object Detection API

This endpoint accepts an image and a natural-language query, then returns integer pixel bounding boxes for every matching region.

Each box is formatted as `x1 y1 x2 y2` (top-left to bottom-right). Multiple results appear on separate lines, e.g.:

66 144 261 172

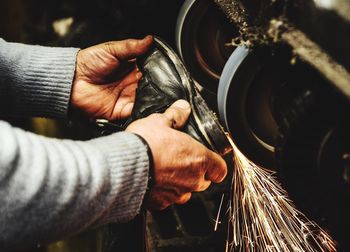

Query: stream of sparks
225 136 336 252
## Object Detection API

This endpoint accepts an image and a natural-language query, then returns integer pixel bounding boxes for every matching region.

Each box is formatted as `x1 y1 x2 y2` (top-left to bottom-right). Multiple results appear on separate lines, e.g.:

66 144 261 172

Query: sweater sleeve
0 120 150 250
0 38 79 119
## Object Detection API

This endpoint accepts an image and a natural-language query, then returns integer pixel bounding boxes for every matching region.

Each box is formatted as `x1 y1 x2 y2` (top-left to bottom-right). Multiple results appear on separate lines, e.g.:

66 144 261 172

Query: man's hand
126 100 227 210
71 36 153 120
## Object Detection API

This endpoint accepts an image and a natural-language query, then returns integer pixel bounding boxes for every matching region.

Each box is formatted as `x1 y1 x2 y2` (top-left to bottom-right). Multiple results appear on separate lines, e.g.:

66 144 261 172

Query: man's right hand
126 100 227 210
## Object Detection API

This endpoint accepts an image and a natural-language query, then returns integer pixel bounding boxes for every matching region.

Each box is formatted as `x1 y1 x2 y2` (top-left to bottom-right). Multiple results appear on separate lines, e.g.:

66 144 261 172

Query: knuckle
148 113 162 121
126 39 137 51
203 181 211 190
176 193 191 205
198 154 209 168
197 181 210 192
192 155 208 175
187 156 207 178
191 183 202 192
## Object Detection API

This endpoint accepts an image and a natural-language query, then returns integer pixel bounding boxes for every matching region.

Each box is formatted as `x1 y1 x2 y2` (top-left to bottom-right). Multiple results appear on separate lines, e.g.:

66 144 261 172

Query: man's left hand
71 36 153 120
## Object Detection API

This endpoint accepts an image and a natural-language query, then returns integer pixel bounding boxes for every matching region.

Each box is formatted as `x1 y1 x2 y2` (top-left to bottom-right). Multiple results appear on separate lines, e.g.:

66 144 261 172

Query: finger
119 102 134 119
162 100 191 129
161 173 211 193
193 180 211 192
105 35 154 61
111 83 137 119
204 152 228 183
175 193 192 205
115 68 141 88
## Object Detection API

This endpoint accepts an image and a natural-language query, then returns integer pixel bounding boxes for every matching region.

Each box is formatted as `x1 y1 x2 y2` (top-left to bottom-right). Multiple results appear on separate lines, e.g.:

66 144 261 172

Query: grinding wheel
175 0 238 94
218 46 288 169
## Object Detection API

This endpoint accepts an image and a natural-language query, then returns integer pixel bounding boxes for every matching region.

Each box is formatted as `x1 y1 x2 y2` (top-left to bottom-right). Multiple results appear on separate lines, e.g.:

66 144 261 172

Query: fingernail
136 72 142 79
173 100 190 110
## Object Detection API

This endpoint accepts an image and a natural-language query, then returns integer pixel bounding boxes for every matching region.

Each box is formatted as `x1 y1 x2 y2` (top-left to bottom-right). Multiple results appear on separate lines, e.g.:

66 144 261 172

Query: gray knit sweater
0 39 150 250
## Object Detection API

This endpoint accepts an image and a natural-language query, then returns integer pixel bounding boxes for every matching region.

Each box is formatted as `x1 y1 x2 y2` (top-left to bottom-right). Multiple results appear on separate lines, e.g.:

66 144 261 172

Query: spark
214 193 225 231
226 135 336 252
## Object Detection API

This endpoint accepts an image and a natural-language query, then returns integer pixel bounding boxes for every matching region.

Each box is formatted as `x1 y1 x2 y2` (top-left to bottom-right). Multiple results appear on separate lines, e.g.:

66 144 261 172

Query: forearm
0 38 79 119
0 121 149 250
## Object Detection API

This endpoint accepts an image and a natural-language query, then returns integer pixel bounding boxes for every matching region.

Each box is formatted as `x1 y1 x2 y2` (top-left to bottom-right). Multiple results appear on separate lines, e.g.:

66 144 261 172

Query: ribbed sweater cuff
18 46 80 119
88 132 150 223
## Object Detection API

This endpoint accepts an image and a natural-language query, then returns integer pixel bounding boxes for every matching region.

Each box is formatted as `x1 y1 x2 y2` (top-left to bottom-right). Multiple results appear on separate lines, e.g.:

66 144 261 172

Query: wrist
132 133 155 201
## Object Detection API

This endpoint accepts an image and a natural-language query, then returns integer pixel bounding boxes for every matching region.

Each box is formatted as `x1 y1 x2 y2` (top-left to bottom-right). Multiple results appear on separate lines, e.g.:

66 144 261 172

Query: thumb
163 100 191 129
105 35 154 61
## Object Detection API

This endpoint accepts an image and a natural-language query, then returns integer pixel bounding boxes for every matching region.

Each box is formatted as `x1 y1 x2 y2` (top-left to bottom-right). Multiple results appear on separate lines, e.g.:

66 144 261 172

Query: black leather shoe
126 37 232 156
